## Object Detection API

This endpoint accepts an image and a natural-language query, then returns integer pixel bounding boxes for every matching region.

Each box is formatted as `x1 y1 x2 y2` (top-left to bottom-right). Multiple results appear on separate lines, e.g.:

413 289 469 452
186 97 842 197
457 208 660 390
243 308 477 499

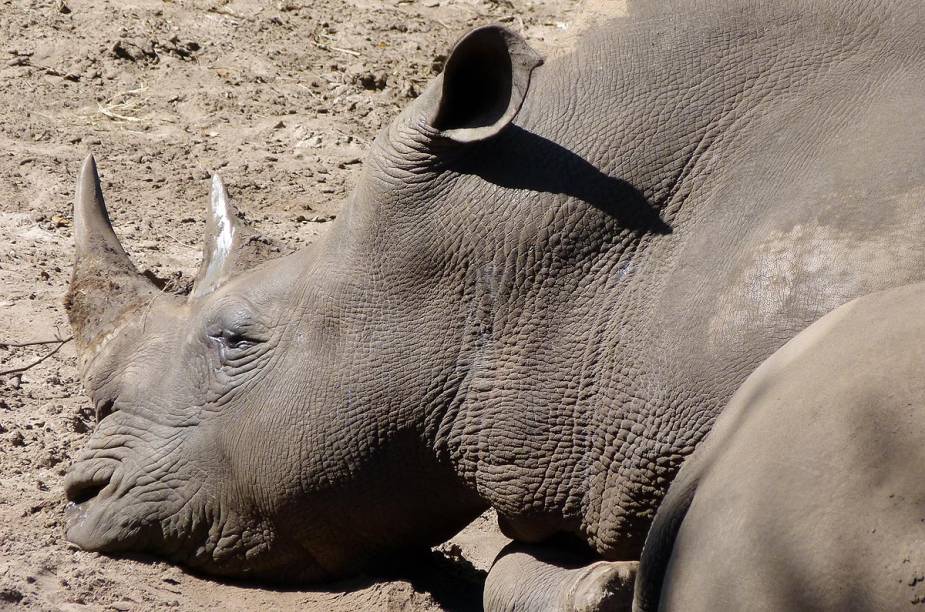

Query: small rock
70 415 89 434
56 0 71 13
0 587 24 603
357 70 387 91
112 39 156 62
431 53 447 74
440 542 464 560
10 431 26 446
40 452 61 467
400 80 419 98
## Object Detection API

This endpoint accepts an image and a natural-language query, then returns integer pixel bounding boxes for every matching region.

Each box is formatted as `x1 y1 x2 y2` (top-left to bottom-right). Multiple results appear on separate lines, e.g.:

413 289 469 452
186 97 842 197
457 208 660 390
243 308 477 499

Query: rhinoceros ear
428 25 543 143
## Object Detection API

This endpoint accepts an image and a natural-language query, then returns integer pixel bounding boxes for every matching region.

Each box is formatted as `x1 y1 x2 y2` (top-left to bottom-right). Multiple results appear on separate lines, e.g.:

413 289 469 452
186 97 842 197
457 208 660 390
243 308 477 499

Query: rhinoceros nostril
65 477 109 505
64 461 118 506
95 399 115 422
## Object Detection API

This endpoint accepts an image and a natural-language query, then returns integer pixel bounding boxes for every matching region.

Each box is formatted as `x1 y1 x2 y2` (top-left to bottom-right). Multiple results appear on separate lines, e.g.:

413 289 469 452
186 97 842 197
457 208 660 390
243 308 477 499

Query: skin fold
63 0 925 607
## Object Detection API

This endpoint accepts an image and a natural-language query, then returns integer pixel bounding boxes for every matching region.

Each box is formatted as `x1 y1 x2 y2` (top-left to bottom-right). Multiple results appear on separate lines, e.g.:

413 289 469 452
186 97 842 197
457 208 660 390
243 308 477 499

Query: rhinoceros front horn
65 155 159 365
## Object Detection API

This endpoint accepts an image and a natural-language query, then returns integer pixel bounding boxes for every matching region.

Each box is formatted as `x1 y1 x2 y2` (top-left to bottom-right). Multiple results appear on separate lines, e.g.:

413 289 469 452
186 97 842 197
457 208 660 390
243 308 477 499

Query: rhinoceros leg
483 543 637 612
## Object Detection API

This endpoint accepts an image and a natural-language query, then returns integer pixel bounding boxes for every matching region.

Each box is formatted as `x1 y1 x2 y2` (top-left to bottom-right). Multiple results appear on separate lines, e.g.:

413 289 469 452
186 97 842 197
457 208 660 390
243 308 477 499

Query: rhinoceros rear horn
190 175 292 299
191 175 246 299
429 25 543 143
66 155 159 361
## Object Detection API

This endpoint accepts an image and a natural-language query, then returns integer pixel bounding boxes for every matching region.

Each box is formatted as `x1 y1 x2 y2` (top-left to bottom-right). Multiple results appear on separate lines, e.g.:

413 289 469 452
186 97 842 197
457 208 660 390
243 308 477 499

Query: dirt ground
0 0 644 610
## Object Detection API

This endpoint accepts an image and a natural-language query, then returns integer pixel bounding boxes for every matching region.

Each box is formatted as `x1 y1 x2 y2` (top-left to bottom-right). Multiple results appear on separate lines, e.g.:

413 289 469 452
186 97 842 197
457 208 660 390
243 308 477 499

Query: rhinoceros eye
208 328 258 352
219 330 253 350
203 297 268 360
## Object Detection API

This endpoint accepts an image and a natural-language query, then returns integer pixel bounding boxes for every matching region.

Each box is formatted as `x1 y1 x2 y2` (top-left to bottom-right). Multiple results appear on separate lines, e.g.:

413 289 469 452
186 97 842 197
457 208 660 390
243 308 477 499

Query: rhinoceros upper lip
64 461 118 505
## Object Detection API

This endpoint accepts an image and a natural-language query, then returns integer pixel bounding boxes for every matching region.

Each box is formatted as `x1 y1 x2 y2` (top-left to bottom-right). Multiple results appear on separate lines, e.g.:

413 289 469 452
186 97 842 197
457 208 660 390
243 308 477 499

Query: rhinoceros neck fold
420 1 925 559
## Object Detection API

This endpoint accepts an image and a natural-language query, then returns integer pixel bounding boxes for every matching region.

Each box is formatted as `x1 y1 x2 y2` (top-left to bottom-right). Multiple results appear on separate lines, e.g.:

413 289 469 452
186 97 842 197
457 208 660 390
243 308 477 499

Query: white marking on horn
192 174 237 298
210 174 235 267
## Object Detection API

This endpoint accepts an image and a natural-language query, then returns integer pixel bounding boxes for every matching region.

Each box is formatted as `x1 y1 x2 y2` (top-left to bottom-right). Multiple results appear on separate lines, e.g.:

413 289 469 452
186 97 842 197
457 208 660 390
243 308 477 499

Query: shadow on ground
110 548 488 612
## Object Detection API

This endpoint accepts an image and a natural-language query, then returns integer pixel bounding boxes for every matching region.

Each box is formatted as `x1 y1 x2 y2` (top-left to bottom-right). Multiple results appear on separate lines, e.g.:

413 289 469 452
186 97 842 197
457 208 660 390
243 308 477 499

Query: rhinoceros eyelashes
209 329 253 352
191 174 243 299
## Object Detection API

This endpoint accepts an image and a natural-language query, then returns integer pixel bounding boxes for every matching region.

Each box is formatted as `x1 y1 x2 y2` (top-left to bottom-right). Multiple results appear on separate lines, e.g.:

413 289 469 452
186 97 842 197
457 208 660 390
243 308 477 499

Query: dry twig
0 338 69 348
90 85 149 124
311 40 361 57
0 337 72 377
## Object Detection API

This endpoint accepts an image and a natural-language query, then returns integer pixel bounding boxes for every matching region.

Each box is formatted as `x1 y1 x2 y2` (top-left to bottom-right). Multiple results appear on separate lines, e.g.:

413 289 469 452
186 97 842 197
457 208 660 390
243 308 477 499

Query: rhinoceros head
63 26 542 581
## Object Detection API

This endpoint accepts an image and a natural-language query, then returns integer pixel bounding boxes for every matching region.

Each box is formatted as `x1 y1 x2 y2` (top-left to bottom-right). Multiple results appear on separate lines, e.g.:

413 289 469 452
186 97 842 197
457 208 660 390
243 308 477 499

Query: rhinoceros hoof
564 560 637 612
484 544 637 612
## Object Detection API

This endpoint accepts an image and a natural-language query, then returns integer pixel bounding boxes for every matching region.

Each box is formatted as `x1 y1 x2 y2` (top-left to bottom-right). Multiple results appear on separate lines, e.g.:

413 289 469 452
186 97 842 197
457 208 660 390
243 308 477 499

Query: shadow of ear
451 125 672 235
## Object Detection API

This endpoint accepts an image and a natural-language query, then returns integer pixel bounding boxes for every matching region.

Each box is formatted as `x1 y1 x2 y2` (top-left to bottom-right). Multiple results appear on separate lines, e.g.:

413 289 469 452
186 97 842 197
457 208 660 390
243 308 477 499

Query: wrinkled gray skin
64 0 925 603
634 280 925 611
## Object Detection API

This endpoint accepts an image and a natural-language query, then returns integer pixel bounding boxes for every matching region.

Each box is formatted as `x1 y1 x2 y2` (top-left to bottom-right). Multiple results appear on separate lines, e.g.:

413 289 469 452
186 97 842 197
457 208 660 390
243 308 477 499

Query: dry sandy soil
0 0 633 609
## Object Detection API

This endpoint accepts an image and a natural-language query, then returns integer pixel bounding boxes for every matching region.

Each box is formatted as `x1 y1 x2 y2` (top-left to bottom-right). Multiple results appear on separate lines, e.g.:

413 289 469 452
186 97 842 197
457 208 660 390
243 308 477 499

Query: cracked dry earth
0 0 639 610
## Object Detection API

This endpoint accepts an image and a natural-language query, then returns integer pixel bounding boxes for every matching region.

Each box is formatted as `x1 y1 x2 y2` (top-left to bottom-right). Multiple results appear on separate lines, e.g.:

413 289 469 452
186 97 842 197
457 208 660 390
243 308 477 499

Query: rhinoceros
633 280 925 611
63 0 925 608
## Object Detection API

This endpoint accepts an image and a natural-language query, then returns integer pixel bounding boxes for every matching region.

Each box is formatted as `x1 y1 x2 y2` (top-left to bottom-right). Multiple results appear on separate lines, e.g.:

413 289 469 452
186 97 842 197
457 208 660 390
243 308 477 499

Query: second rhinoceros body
64 0 925 593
